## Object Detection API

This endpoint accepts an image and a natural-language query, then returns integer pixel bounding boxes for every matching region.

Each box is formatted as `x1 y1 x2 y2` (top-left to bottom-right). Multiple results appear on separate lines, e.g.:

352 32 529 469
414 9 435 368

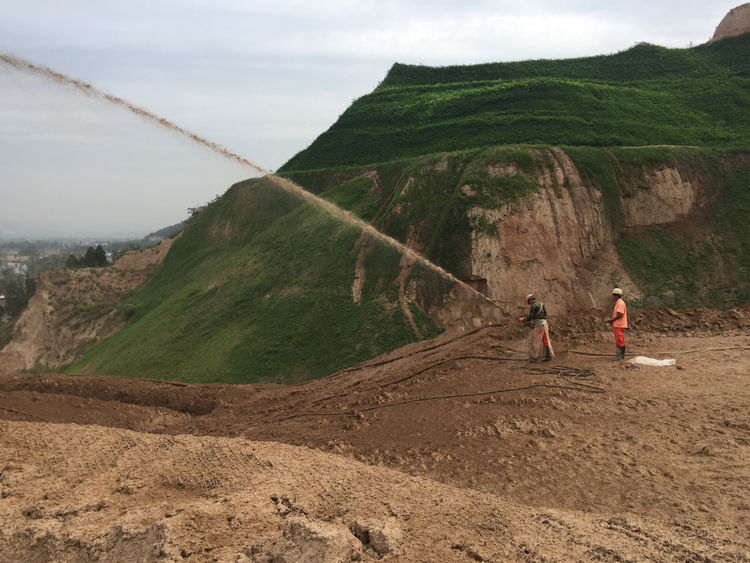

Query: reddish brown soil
1 311 749 561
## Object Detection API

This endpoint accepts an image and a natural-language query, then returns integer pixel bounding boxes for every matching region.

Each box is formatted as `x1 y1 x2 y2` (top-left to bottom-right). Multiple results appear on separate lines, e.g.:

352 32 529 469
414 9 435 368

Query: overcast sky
0 1 741 239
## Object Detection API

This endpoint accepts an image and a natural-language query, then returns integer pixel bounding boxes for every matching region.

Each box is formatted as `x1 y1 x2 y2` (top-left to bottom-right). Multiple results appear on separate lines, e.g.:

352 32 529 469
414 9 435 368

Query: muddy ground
0 310 749 561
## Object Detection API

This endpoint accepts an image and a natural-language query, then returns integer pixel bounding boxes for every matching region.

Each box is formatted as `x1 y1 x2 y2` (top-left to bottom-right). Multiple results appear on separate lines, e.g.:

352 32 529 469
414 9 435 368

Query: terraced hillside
281 35 750 171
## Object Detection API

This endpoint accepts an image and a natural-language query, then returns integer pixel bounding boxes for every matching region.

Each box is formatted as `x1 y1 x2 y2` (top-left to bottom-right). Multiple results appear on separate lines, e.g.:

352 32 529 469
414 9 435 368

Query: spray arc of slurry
1 53 506 313
0 53 266 176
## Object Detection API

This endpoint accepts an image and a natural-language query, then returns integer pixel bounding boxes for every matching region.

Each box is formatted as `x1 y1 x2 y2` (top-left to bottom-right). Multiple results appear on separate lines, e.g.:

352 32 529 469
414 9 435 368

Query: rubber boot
616 346 625 360
544 347 552 362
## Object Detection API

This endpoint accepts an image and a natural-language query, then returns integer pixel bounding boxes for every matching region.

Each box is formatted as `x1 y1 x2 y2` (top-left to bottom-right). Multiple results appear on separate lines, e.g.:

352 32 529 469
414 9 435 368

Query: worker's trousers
613 327 626 348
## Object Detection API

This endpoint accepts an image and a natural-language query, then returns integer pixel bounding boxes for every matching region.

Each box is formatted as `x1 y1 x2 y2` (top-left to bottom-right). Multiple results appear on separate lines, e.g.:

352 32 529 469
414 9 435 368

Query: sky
0 0 741 239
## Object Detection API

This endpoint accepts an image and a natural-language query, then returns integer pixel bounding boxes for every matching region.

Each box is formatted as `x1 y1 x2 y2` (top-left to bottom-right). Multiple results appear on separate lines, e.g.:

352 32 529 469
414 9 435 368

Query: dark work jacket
527 301 547 320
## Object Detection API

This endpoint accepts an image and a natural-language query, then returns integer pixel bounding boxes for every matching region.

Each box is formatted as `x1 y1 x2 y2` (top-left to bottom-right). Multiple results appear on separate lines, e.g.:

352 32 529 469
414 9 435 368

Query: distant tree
83 246 97 267
187 205 206 219
24 276 36 302
66 254 80 269
0 271 35 317
71 245 108 268
93 245 108 267
83 244 107 268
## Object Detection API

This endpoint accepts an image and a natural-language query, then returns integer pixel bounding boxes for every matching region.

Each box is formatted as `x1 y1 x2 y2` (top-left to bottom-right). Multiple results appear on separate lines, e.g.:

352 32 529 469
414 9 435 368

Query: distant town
0 221 182 326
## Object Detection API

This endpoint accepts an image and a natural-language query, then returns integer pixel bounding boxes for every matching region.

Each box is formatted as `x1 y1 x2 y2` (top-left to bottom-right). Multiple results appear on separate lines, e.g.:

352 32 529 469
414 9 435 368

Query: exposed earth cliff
459 148 707 313
712 3 750 41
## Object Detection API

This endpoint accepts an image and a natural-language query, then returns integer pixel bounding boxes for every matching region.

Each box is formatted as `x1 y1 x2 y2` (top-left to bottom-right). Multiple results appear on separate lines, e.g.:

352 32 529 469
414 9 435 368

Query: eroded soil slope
0 237 175 372
0 310 749 561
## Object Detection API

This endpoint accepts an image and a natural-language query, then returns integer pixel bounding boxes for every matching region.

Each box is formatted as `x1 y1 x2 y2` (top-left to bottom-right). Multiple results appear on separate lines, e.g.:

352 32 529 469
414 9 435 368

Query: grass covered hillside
66 177 445 383
280 34 750 171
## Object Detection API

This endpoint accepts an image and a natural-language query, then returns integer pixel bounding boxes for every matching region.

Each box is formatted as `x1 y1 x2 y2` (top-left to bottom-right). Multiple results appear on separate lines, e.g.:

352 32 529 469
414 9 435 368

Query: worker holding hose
519 294 554 362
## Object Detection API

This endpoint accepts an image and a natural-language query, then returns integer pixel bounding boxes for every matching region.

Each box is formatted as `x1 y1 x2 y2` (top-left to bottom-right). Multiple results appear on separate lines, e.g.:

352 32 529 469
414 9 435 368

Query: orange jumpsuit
612 297 628 348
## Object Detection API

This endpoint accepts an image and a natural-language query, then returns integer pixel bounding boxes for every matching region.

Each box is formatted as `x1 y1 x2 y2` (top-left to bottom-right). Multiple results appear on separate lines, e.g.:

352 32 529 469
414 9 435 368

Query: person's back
528 300 547 320
519 294 553 361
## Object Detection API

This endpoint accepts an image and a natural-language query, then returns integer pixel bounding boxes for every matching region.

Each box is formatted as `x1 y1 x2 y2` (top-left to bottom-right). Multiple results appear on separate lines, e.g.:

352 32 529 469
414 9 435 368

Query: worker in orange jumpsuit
609 288 628 360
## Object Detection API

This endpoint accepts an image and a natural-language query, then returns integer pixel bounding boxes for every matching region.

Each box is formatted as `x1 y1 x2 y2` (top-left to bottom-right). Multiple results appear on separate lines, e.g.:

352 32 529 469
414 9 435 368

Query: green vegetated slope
67 177 443 383
280 35 750 171
279 33 750 312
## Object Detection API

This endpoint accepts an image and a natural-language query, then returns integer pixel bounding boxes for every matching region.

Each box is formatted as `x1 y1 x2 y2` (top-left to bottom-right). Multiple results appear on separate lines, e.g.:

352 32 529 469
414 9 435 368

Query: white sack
628 356 677 367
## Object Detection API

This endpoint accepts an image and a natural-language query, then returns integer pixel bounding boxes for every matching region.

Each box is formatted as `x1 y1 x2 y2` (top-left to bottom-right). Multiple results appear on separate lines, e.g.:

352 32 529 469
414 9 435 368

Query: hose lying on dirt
319 325 506 381
311 354 529 406
524 365 603 394
273 367 603 423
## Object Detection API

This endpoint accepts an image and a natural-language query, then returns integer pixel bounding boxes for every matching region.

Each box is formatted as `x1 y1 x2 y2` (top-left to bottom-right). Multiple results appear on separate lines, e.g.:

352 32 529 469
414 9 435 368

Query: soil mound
1 421 746 562
1 321 749 561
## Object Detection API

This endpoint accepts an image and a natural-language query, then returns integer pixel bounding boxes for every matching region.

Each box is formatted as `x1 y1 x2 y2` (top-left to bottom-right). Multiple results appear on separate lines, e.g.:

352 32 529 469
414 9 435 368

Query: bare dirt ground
1 310 749 562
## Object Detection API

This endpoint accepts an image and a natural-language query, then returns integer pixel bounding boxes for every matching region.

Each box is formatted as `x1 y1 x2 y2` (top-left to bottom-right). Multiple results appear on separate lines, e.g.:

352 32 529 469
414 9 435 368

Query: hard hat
612 288 623 295
526 293 536 303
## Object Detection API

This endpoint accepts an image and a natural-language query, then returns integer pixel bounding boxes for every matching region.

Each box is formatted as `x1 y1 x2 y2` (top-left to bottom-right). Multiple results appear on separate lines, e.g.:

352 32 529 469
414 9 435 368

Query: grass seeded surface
67 178 442 383
281 36 750 172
